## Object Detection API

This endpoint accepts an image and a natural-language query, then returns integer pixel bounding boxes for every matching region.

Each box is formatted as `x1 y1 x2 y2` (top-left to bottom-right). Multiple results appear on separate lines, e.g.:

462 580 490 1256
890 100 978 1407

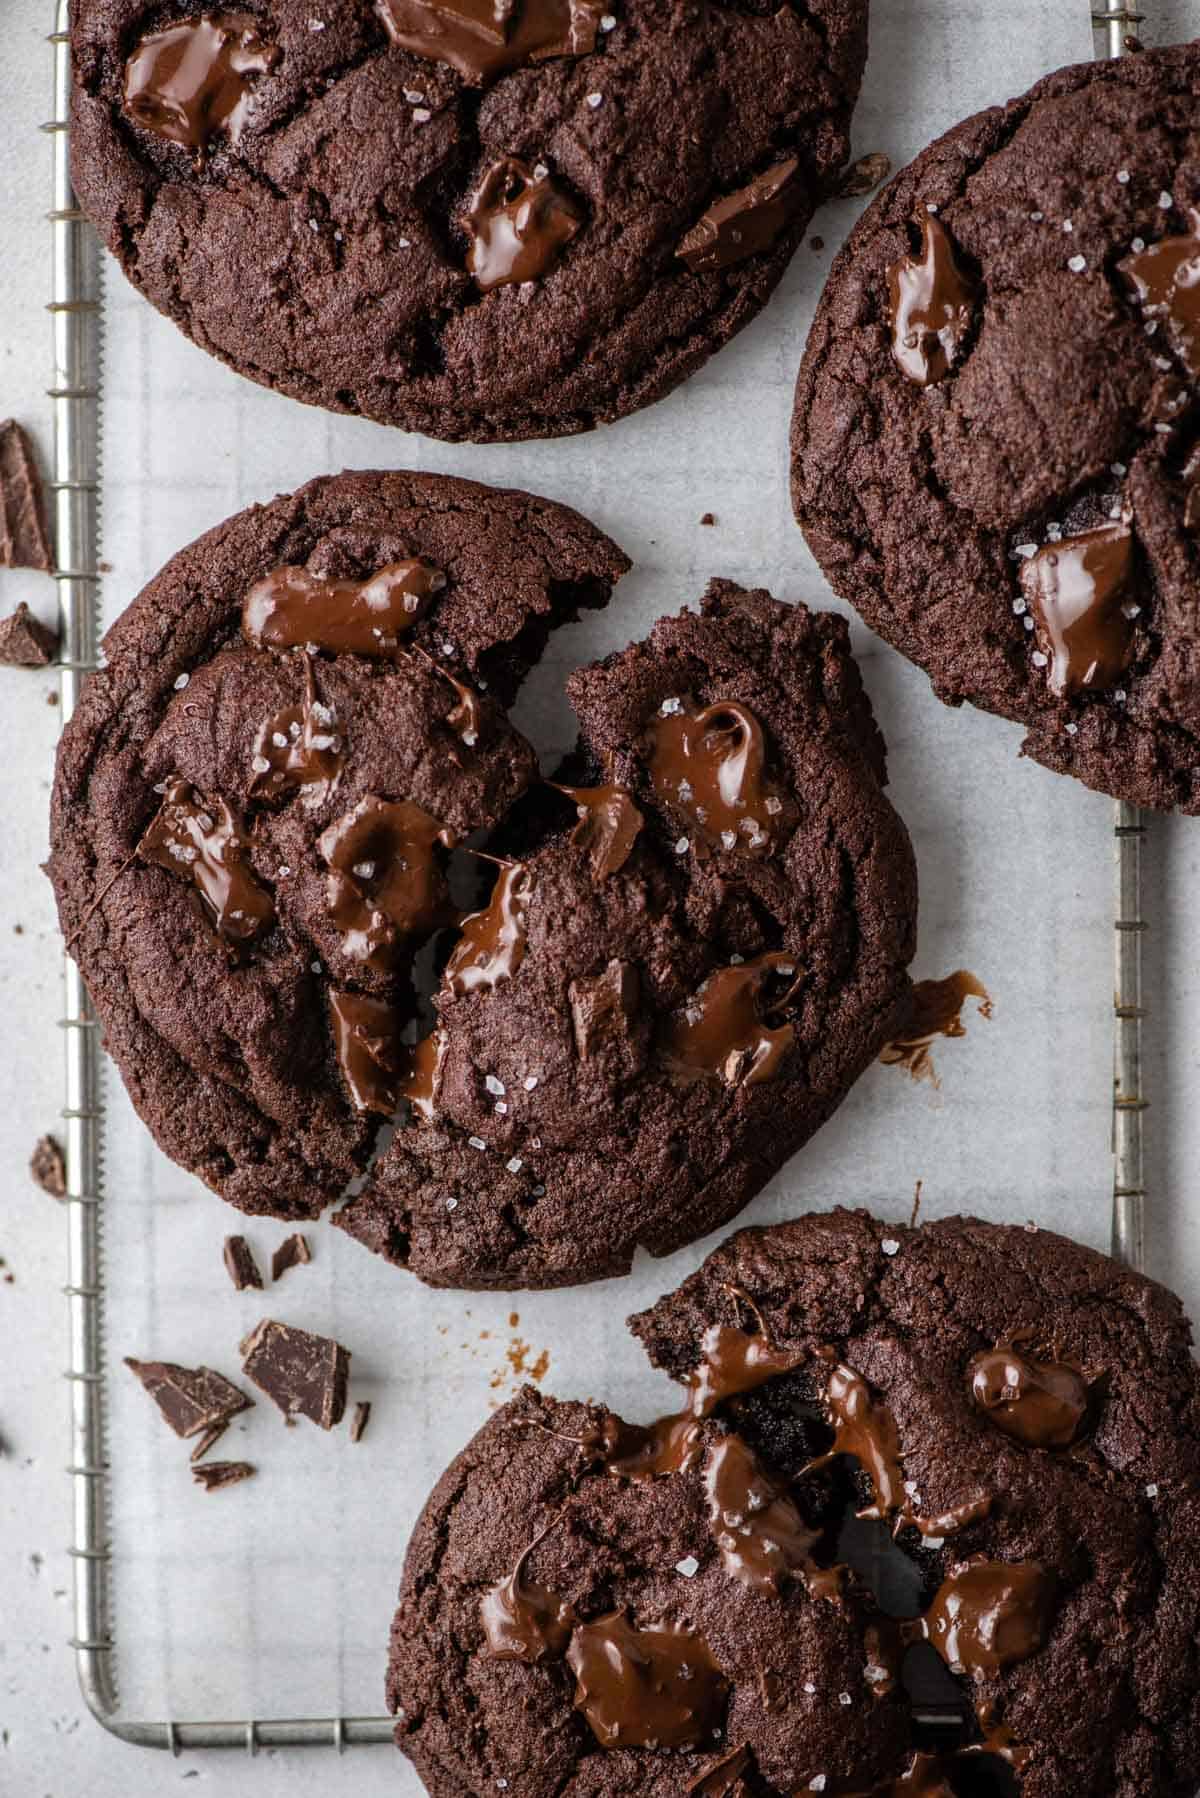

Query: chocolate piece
569 959 638 1060
192 1459 256 1491
0 422 53 572
242 561 446 658
328 990 400 1114
271 1233 311 1281
125 1357 252 1439
250 658 346 803
687 1744 754 1798
466 159 583 291
374 0 606 86
703 1434 818 1594
663 953 803 1089
838 151 892 199
649 701 789 854
601 1409 703 1479
399 1028 447 1123
223 1234 263 1290
887 208 976 387
443 859 532 996
553 782 643 880
0 603 57 668
320 796 456 970
29 1134 66 1198
969 1340 1090 1449
880 971 991 1083
677 158 801 274
566 1611 728 1749
481 1521 576 1661
1018 520 1139 698
909 1559 1056 1677
138 778 275 943
189 1420 230 1462
123 13 277 156
239 1318 350 1429
417 651 485 746
1120 209 1200 379
350 1400 372 1443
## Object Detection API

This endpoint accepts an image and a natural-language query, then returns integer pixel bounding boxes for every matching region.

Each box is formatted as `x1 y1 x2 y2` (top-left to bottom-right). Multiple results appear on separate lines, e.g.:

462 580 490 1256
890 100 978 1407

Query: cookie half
336 581 917 1287
391 1210 1200 1796
48 470 628 1220
791 42 1200 813
71 0 867 441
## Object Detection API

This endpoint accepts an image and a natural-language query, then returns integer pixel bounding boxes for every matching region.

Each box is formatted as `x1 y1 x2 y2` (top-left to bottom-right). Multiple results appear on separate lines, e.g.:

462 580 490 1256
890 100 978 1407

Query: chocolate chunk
138 778 275 943
702 1434 818 1594
320 796 456 969
553 782 643 881
192 1459 256 1492
1120 208 1200 379
649 700 790 854
839 150 892 198
1018 519 1139 697
271 1233 311 1281
398 1029 447 1124
677 157 801 274
880 971 991 1083
569 958 638 1060
566 1611 728 1749
123 13 278 157
189 1420 230 1462
328 990 400 1115
125 1357 253 1439
0 603 57 668
662 953 803 1090
240 1318 350 1429
223 1234 263 1291
906 1559 1056 1677
466 159 583 291
687 1744 755 1798
0 422 53 572
374 0 606 86
29 1134 66 1198
481 1521 576 1662
350 1400 372 1443
699 513 716 527
242 560 446 658
969 1341 1091 1449
250 657 346 803
887 208 977 386
444 860 533 996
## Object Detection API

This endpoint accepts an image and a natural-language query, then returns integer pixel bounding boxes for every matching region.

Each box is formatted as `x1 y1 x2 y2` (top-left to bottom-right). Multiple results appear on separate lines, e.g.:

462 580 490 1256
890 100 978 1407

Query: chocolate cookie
70 0 868 442
391 1210 1200 1797
336 581 917 1287
791 42 1200 814
47 470 628 1220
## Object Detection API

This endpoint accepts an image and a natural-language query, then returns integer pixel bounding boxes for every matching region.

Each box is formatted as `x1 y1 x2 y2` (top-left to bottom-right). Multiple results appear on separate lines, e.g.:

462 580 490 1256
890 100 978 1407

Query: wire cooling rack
48 0 1152 1760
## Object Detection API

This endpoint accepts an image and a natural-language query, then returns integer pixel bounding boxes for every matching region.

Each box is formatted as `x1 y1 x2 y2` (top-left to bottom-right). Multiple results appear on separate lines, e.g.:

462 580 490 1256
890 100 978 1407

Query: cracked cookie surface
791 42 1200 814
72 0 867 442
392 1210 1200 1797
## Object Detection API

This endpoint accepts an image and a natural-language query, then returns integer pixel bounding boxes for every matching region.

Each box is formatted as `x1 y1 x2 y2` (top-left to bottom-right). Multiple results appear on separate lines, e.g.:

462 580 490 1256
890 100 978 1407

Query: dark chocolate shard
677 157 801 274
569 958 639 1061
189 1420 230 1462
838 150 892 198
240 1318 350 1429
0 603 57 668
271 1233 312 1281
350 1400 372 1443
29 1134 66 1197
0 422 53 571
223 1234 263 1291
125 1357 253 1439
192 1459 256 1492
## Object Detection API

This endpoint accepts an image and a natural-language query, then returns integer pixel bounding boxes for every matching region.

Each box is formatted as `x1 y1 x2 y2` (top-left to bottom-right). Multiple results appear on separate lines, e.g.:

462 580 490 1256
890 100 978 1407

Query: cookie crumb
30 1134 66 1198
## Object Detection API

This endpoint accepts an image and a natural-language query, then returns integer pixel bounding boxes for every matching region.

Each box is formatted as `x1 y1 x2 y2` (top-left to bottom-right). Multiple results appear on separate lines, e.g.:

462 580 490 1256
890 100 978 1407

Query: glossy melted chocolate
663 953 804 1090
887 208 977 387
1018 520 1138 698
328 990 400 1114
466 159 583 290
243 561 446 658
650 701 787 854
444 860 533 996
319 796 456 970
139 778 274 942
123 13 278 156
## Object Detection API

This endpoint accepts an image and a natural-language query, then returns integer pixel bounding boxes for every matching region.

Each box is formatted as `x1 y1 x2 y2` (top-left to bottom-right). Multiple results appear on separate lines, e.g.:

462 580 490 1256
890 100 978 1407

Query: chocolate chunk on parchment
192 1459 256 1492
189 1420 230 1462
240 1318 349 1428
350 1400 371 1443
223 1234 263 1291
29 1134 66 1198
125 1357 253 1439
271 1233 311 1281
0 603 58 668
0 422 53 571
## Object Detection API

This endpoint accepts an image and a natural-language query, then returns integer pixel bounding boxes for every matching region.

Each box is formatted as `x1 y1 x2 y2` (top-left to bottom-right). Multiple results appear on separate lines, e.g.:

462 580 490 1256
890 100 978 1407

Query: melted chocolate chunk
481 1522 577 1662
569 958 639 1060
602 1410 704 1479
650 701 788 854
909 1559 1056 1677
677 157 801 274
969 1341 1090 1449
1018 520 1138 697
320 796 456 970
1120 209 1200 379
223 1234 263 1291
887 209 977 387
191 1459 256 1491
417 650 485 746
566 1611 729 1749
250 658 346 803
703 1433 819 1594
688 1315 806 1416
374 0 606 85
662 953 803 1089
444 859 533 996
687 1744 755 1798
553 782 643 881
138 778 275 943
123 13 278 157
242 560 446 658
880 972 991 1083
240 1317 350 1429
399 1028 447 1123
328 990 400 1114
466 159 583 291
124 1357 252 1439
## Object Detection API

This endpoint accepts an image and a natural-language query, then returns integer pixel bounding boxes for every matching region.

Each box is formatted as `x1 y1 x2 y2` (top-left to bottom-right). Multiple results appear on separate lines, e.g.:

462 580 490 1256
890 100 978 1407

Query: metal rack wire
49 0 1153 1757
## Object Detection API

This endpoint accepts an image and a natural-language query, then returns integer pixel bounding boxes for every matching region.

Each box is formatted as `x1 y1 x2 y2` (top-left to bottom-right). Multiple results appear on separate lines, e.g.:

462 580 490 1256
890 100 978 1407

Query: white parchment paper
91 0 1200 1742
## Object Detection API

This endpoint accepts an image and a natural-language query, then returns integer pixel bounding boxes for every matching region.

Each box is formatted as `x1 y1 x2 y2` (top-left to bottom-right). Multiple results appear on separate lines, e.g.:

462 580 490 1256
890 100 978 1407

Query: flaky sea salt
1068 254 1087 273
469 1135 486 1151
485 1074 505 1096
881 1238 900 1257
173 671 190 690
506 1157 523 1174
675 1555 699 1577
674 836 689 855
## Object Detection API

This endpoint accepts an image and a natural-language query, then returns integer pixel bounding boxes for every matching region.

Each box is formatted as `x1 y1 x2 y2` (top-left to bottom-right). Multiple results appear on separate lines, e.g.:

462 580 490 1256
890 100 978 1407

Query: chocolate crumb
810 235 825 252
838 150 891 198
240 1318 349 1429
189 1420 229 1462
0 422 53 571
350 1400 371 1443
700 512 716 526
125 1357 253 1439
47 690 59 706
0 603 57 668
30 1135 66 1198
271 1233 312 1281
192 1460 255 1492
223 1234 263 1291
